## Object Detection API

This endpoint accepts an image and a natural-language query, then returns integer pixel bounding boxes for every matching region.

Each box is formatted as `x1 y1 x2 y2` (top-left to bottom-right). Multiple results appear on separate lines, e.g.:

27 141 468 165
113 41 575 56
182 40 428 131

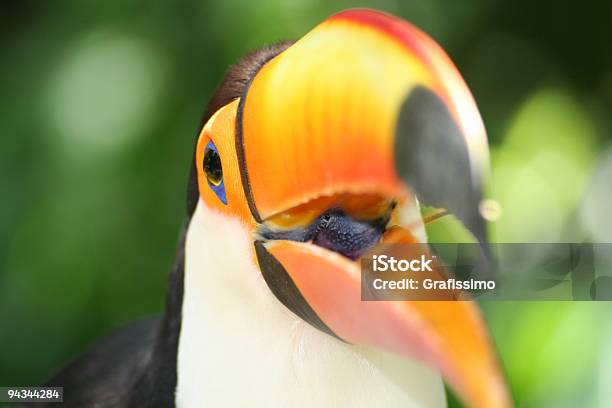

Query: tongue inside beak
257 227 511 408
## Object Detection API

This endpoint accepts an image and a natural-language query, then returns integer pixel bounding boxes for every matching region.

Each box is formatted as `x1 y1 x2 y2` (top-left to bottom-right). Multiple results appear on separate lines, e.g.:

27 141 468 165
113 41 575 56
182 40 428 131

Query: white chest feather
175 202 445 407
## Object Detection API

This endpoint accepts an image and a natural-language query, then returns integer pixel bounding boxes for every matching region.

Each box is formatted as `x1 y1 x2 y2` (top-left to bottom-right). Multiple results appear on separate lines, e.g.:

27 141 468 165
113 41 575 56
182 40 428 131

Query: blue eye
202 141 227 205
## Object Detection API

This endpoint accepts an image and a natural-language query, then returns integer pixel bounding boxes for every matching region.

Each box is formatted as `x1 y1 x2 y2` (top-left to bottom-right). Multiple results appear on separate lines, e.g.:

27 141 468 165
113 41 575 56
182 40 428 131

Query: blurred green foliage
1 0 611 407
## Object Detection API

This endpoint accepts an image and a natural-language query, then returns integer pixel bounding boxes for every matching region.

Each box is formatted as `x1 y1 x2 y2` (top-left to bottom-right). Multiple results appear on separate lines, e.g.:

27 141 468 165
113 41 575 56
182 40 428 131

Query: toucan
43 9 511 408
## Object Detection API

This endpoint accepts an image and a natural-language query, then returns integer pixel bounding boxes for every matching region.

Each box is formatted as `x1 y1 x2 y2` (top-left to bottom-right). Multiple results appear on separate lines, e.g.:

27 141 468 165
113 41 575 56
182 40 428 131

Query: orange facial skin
195 8 511 408
195 99 253 228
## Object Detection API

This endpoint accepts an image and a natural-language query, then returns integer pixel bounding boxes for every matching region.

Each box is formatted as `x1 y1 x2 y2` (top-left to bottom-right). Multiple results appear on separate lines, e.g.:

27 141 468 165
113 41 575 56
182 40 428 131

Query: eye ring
202 140 227 205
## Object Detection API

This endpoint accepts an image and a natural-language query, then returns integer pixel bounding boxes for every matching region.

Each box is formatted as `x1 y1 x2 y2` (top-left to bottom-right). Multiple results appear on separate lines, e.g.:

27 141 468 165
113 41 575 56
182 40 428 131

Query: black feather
41 317 160 407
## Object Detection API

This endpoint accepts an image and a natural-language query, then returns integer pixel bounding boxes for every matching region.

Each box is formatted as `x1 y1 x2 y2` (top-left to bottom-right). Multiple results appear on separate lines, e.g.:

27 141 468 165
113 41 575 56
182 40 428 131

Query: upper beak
238 9 510 408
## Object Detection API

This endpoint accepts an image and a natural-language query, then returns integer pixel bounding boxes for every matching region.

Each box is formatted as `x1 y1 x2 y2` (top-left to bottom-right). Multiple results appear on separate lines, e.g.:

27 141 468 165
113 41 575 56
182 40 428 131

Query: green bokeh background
1 1 611 407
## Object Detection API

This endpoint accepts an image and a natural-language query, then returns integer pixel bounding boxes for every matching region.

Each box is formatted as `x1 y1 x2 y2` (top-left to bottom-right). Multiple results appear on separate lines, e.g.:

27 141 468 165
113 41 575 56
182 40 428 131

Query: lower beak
260 239 509 408
239 9 510 408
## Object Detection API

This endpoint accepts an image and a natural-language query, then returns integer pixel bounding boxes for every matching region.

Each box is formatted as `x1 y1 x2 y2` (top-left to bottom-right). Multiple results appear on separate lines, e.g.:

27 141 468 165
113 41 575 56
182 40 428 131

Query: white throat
175 201 445 407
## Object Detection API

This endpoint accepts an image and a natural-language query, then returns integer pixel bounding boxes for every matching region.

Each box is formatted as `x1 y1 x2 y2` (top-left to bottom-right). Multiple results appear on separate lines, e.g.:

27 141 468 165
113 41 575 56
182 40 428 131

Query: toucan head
190 8 510 408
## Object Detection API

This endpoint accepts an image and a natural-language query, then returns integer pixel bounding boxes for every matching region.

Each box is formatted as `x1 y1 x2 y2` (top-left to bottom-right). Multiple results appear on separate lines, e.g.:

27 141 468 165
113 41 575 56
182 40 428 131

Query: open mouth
257 194 397 260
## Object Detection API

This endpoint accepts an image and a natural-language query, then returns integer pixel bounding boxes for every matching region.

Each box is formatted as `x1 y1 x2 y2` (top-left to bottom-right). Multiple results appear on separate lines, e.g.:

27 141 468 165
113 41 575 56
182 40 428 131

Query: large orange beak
238 9 510 408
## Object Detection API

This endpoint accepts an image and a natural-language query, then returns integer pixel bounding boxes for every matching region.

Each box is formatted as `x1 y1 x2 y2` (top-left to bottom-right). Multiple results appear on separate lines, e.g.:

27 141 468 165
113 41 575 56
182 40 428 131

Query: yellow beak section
239 9 488 222
239 11 430 220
